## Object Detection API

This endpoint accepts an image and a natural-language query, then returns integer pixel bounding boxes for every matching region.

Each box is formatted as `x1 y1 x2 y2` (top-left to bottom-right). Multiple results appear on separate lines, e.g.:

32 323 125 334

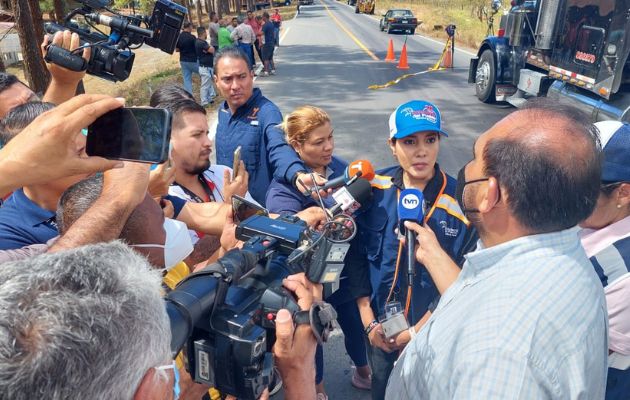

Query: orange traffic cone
397 44 410 69
385 39 396 62
441 46 453 68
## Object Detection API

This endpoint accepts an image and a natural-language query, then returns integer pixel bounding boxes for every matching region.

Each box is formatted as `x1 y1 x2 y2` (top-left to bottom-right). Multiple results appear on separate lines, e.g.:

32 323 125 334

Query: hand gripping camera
44 0 186 82
165 214 359 399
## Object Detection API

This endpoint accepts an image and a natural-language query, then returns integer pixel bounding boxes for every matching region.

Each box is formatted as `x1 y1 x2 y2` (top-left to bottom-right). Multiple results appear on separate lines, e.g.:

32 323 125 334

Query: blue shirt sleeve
265 181 305 214
258 104 305 185
164 194 186 219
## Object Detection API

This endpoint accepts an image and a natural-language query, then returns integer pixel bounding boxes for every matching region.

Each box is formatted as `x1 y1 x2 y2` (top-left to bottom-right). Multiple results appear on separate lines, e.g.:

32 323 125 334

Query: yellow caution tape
369 37 452 90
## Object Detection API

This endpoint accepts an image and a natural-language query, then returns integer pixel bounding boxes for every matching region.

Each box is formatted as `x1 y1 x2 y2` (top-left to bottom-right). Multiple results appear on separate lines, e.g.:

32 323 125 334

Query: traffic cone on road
397 43 410 69
385 39 396 62
441 46 453 68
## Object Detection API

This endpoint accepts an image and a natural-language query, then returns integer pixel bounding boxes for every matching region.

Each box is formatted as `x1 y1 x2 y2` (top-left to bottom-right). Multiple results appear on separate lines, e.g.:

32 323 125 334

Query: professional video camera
166 178 372 399
43 0 186 82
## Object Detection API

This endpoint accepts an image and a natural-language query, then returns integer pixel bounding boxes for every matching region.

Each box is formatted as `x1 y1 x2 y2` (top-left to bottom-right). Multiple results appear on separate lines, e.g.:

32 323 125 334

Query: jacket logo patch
247 107 260 120
439 221 459 237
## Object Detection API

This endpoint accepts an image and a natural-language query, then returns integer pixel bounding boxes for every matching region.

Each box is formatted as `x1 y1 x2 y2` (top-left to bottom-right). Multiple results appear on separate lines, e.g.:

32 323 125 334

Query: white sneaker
270 69 276 75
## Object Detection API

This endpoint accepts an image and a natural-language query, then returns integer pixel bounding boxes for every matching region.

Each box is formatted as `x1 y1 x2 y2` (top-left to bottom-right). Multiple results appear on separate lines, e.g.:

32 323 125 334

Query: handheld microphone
397 189 425 288
303 159 376 196
328 177 373 217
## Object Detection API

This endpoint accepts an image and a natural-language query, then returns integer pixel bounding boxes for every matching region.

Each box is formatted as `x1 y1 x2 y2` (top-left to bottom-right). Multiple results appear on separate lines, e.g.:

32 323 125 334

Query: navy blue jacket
215 88 305 206
345 165 477 323
265 156 347 213
0 189 58 250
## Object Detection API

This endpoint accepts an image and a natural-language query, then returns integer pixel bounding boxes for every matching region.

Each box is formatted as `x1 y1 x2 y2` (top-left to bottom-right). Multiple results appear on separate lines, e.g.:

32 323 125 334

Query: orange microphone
302 159 376 196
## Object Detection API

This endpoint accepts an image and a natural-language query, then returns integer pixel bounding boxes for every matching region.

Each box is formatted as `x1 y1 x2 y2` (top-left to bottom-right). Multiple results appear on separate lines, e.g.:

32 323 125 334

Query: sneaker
316 393 328 400
268 367 282 396
270 69 276 75
351 366 371 390
259 71 269 77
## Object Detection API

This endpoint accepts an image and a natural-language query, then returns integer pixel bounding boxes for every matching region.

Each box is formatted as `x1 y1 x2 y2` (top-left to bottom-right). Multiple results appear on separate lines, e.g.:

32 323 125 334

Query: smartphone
86 107 172 163
232 194 268 224
232 146 242 178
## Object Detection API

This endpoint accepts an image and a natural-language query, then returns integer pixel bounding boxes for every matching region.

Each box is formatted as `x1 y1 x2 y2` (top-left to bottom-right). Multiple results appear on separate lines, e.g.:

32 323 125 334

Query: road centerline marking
320 0 379 61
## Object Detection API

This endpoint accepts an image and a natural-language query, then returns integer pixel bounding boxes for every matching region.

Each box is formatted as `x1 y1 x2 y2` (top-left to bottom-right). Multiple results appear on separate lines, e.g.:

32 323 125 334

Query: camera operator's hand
403 221 460 294
273 273 321 399
219 208 243 256
0 94 124 197
295 206 327 228
149 160 176 197
41 31 90 105
223 161 249 201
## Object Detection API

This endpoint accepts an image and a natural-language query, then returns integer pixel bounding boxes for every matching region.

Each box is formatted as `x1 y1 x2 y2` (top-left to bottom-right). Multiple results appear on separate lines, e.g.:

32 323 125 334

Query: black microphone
397 189 425 289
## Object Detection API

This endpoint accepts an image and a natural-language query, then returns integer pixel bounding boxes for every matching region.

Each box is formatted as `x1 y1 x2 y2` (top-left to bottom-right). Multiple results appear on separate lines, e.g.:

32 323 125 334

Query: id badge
380 301 409 338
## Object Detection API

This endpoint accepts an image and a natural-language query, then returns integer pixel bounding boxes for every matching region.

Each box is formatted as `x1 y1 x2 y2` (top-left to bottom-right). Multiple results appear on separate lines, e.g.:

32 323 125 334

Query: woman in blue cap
580 121 630 400
345 100 477 400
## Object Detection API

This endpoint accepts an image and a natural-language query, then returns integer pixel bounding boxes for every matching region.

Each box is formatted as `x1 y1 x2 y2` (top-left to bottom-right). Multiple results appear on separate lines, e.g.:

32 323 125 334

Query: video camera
165 178 372 399
44 0 187 82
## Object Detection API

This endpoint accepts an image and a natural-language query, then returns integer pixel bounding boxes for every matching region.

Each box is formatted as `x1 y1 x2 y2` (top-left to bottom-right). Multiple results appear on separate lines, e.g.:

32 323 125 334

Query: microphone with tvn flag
398 188 425 318
302 159 376 196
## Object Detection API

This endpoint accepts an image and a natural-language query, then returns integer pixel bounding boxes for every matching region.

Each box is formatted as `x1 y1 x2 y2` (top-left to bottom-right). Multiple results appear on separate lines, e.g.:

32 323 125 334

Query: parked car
298 0 313 5
272 0 291 5
379 9 418 34
347 0 357 5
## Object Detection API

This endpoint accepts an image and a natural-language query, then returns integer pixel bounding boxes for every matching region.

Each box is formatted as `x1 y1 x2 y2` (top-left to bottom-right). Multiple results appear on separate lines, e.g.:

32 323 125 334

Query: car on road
272 0 291 5
347 0 357 5
379 9 418 34
298 0 313 5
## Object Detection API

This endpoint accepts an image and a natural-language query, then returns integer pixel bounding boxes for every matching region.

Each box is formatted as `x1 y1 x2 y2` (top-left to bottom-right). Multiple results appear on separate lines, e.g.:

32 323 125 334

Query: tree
11 0 50 93
29 0 46 43
53 0 65 22
195 0 203 27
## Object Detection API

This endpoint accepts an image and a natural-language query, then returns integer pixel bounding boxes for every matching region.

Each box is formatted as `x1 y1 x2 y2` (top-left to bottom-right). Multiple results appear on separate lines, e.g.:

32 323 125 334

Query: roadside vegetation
348 0 505 50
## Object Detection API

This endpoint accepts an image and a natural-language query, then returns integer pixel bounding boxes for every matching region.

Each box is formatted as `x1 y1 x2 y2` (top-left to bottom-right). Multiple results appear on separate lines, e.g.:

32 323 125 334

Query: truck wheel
475 49 496 103
387 25 392 34
410 28 415 35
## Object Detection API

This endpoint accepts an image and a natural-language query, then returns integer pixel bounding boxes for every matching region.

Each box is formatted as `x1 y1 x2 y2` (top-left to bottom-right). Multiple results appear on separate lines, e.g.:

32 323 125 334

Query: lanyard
174 174 219 203
385 170 448 317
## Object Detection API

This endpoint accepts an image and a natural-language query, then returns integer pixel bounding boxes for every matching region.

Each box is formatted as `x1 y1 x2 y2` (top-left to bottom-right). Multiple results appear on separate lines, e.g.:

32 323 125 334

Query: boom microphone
397 188 425 291
303 160 376 196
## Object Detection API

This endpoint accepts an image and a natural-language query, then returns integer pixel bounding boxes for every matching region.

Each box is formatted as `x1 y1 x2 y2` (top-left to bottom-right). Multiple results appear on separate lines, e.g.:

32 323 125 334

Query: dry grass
348 0 496 50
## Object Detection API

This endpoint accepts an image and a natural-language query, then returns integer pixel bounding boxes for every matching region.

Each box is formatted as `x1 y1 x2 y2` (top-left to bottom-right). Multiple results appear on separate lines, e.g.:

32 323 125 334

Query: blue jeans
365 338 398 400
180 61 199 94
238 43 254 69
199 66 216 105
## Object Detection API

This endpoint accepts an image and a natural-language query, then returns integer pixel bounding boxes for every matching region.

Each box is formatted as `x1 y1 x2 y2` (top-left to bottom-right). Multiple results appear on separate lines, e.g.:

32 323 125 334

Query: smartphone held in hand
86 107 172 163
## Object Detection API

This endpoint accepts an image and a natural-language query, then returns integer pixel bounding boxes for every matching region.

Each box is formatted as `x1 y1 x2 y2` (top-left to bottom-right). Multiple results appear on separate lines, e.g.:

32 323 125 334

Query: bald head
480 99 601 233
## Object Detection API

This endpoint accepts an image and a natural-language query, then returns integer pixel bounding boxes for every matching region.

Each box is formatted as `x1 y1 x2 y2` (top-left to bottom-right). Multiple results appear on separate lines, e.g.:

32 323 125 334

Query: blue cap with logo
594 121 630 183
388 100 448 139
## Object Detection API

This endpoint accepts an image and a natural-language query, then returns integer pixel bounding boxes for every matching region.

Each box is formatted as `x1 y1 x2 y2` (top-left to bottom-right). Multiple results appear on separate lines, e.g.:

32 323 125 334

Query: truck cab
469 0 630 121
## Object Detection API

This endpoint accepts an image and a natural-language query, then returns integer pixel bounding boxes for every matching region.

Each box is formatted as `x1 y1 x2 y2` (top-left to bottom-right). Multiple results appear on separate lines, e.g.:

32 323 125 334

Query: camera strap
293 301 337 345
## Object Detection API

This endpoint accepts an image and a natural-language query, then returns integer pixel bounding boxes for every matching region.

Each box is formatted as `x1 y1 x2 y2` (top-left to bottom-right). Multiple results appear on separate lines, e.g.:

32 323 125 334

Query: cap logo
401 105 437 124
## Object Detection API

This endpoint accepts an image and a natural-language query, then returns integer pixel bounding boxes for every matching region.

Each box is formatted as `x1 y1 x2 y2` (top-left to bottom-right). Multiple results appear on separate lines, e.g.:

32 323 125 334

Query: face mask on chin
132 218 194 271
455 165 489 214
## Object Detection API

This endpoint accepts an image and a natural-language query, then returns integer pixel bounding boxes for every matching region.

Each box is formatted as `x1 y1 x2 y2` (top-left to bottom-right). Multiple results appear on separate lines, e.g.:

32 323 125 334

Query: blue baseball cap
388 100 448 139
594 121 630 183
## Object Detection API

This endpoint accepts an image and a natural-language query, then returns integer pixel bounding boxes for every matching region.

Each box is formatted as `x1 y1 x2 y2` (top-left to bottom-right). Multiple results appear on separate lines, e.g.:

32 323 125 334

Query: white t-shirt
169 164 257 243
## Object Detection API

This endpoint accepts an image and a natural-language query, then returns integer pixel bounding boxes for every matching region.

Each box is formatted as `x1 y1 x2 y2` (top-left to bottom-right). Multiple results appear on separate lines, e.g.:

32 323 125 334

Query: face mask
455 165 489 213
133 218 194 270
155 361 180 400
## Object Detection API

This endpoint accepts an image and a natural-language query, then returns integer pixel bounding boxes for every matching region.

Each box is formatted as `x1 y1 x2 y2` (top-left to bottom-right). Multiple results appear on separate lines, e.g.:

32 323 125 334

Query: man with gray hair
0 242 177 400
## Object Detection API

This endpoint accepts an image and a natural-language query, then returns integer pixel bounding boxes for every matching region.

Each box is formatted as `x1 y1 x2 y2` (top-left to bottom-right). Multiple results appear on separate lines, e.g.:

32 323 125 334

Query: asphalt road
237 2 514 398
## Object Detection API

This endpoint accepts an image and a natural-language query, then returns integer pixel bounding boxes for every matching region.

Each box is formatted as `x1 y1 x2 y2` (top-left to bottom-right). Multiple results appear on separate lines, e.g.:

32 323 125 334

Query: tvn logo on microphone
401 193 421 209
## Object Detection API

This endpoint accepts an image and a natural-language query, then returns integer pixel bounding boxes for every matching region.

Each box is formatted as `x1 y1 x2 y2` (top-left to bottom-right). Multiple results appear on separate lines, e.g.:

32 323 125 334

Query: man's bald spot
490 106 599 173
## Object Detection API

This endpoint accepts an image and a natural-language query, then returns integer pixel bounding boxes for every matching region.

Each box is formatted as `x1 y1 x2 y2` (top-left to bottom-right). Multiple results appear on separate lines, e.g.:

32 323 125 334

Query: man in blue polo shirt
0 102 88 250
213 47 315 206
